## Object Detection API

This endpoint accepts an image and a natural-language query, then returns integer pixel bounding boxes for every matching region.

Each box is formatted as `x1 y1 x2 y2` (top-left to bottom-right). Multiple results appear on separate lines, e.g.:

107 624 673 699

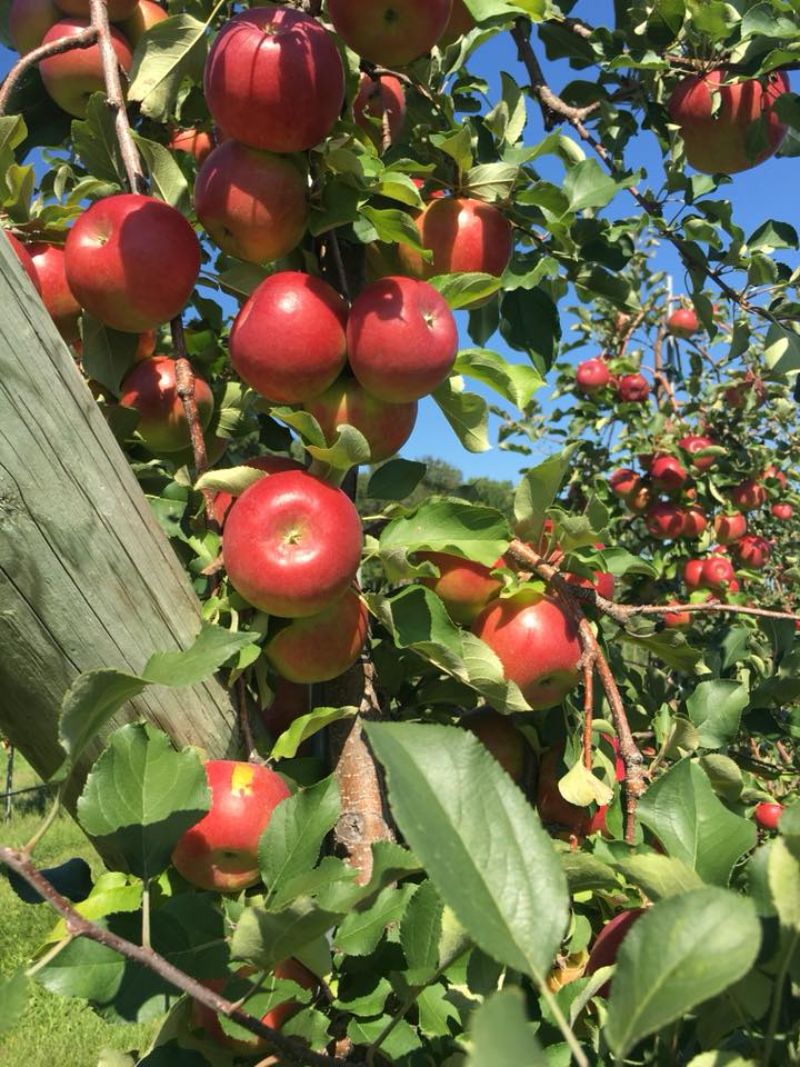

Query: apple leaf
558 759 614 807
454 348 543 409
269 705 359 761
686 679 750 749
80 313 140 395
194 464 269 496
615 853 705 901
768 838 800 930
367 459 427 500
334 883 418 956
466 988 548 1067
379 498 510 571
400 880 445 978
605 888 761 1060
433 377 492 453
131 133 190 212
514 450 571 541
128 14 208 122
231 900 341 972
429 272 503 309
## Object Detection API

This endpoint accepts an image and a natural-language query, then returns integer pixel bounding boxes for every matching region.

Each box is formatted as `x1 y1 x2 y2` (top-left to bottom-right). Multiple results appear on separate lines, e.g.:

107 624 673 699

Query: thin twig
511 18 600 130
236 676 258 761
0 27 99 116
581 659 594 771
170 316 218 529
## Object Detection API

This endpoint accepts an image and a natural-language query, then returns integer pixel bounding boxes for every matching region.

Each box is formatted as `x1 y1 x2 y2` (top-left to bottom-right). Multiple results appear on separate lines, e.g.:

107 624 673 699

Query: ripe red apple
397 197 513 286
64 193 200 332
703 554 736 592
666 306 699 338
119 0 167 43
118 355 214 453
724 373 766 410
222 470 363 618
327 0 451 66
171 760 291 892
564 569 615 601
682 506 707 539
645 502 686 540
417 551 502 626
169 126 214 165
266 587 368 684
27 242 81 342
211 455 304 527
536 748 591 835
462 709 526 783
714 511 747 544
772 502 793 521
753 801 785 831
585 909 645 996
763 464 788 488
353 72 406 149
609 468 640 497
679 433 719 471
39 18 132 118
304 376 418 464
5 231 42 293
650 454 688 491
204 7 344 153
729 478 767 512
53 0 137 19
617 373 649 403
472 589 582 710
735 534 771 570
194 141 308 265
9 0 59 52
347 276 458 403
684 558 706 592
440 0 475 45
229 272 347 405
668 70 790 174
626 483 652 514
576 358 611 394
663 601 692 628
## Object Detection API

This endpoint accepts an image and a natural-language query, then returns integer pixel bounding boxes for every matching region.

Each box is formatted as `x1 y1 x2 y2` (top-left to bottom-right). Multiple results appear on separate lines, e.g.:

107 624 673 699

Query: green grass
0 750 158 1067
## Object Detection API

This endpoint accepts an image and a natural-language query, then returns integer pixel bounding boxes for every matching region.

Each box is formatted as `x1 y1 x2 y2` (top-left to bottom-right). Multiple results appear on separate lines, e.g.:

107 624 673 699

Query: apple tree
0 0 799 1064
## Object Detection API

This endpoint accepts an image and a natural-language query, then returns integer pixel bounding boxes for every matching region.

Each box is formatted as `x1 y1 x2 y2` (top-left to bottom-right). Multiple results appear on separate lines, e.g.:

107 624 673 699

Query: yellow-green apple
118 355 214 453
5 232 42 293
171 760 290 892
65 194 200 332
702 553 736 592
39 18 132 117
472 589 582 709
650 454 687 491
609 468 640 497
440 0 475 45
463 708 526 783
585 909 645 996
666 306 699 337
729 477 766 511
714 511 747 544
536 748 591 835
327 0 452 66
681 505 707 539
229 271 347 405
772 503 793 520
753 801 784 831
353 72 406 148
347 276 457 402
645 502 686 540
416 551 502 625
169 126 214 165
265 587 368 683
576 357 611 394
617 372 649 402
9 0 59 52
222 469 363 617
668 70 789 174
28 242 81 342
679 433 719 470
194 141 308 264
304 376 417 464
735 534 770 569
54 0 136 19
397 197 513 288
204 7 344 153
211 455 303 527
663 601 692 628
119 0 166 43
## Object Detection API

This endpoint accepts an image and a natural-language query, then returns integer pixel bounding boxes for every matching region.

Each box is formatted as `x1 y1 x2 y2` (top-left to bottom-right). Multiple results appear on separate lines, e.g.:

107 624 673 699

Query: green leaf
269 705 358 760
365 722 569 979
77 723 210 880
686 1054 757 1067
141 622 258 687
71 95 126 187
484 71 527 146
359 205 427 252
466 987 547 1067
380 498 510 570
131 133 191 212
128 14 208 121
367 459 427 500
769 838 800 930
59 668 148 770
400 880 444 976
499 286 561 369
231 900 340 972
463 161 520 202
454 348 543 409
36 934 125 1003
433 378 491 453
0 970 27 1036
605 888 761 1059
616 854 705 900
334 883 417 956
562 158 628 214
636 759 757 885
429 125 473 173
763 322 800 377
428 272 504 309
305 422 372 471
194 464 269 496
80 314 140 396
686 679 750 749
514 450 571 541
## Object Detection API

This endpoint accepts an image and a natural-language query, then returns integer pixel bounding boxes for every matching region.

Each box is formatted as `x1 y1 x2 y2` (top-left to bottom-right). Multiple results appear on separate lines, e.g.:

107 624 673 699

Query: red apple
763 464 788 488
118 355 214 453
576 358 611 394
772 503 793 520
53 0 137 19
327 0 451 66
724 373 767 410
28 242 81 342
472 589 582 710
169 126 214 165
703 554 736 592
609 468 640 497
462 709 526 783
650 454 688 491
204 7 344 153
753 801 785 831
5 231 42 293
119 0 167 43
626 483 652 514
64 193 200 332
266 588 368 684
646 502 686 540
564 569 615 601
714 511 747 544
171 760 290 892
617 373 649 403
684 559 706 592
536 748 591 835
211 455 304 527
663 601 692 628
353 72 406 149
440 0 475 45
229 272 348 405
222 470 363 617
304 376 417 464
668 69 790 174
666 306 699 337
729 478 767 512
397 197 513 286
9 0 59 52
679 433 719 471
194 140 308 265
735 534 771 570
682 506 707 539
417 551 502 625
347 276 457 403
585 909 645 996
39 18 132 118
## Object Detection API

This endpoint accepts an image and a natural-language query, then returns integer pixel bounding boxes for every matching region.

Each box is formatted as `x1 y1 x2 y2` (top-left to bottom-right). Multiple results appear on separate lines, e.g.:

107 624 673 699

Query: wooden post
0 238 237 798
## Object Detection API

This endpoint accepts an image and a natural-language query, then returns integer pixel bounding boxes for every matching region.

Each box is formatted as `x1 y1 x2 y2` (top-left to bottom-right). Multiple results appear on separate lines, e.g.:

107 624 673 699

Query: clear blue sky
2 0 794 481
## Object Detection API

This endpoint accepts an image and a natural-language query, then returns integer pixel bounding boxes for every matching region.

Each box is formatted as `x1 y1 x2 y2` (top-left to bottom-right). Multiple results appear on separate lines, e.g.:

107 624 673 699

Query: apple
683 558 705 592
204 7 344 154
260 677 310 740
626 483 652 514
353 72 406 149
118 355 214 453
222 469 363 617
472 588 582 710
211 455 304 527
119 0 167 43
753 801 785 831
735 534 771 570
666 306 699 337
462 709 526 783
440 0 475 46
576 358 611 394
703 554 736 592
304 376 418 464
650 454 688 491
729 478 767 511
564 569 615 601
725 373 766 410
536 748 591 835
763 464 788 488
266 588 368 684
609 468 640 497
682 505 707 539
5 231 42 293
772 503 793 520
327 0 452 67
9 0 59 52
171 759 290 892
663 601 691 628
28 242 81 342
617 373 649 403
53 0 137 20
397 197 513 286
679 433 719 470
64 193 200 332
714 511 747 544
39 18 132 118
229 272 348 405
585 909 645 996
347 276 457 403
416 551 502 625
133 330 157 360
169 127 214 165
668 70 790 174
645 502 686 540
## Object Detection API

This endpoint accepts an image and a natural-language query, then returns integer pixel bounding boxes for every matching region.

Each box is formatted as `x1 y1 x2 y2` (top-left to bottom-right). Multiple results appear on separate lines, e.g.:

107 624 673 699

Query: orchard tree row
0 0 798 1065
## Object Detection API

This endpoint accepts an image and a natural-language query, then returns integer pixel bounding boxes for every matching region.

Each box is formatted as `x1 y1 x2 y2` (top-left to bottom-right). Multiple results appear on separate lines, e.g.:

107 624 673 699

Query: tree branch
0 28 98 116
510 18 600 130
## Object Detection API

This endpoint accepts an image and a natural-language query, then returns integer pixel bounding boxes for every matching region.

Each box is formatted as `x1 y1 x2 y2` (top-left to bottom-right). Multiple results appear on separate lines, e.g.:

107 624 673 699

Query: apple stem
0 27 99 117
